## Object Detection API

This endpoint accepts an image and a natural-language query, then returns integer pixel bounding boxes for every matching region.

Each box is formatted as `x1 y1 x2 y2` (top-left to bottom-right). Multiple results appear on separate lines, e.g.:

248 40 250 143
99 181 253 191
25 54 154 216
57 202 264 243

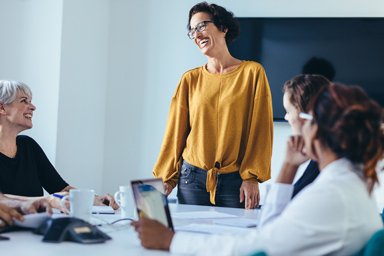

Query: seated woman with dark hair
0 80 118 211
282 74 330 198
132 82 384 256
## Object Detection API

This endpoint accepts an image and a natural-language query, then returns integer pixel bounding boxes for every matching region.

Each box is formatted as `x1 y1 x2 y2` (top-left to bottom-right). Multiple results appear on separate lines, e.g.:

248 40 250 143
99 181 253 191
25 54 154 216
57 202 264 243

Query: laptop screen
131 178 174 230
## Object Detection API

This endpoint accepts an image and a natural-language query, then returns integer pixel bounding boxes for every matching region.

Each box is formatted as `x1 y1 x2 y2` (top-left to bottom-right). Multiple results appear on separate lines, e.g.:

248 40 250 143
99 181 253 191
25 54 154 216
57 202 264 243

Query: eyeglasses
299 112 313 120
188 20 214 40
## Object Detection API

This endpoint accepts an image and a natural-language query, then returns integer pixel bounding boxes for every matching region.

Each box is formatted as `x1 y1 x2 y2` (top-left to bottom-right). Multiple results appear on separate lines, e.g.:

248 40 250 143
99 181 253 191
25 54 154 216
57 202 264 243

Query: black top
0 135 68 196
292 160 319 198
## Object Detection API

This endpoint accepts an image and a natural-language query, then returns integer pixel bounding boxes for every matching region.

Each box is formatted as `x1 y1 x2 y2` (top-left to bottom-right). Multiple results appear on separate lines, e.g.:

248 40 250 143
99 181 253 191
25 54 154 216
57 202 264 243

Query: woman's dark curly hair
309 83 384 193
188 2 240 44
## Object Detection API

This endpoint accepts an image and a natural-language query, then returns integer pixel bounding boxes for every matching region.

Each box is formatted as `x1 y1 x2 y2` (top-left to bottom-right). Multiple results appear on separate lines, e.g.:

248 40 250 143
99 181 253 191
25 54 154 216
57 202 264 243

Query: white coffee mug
114 185 135 218
61 189 95 221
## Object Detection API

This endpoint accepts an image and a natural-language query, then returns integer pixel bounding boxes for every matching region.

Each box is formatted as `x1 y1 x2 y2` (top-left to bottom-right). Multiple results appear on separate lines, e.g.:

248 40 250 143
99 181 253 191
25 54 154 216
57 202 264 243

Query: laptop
130 178 174 231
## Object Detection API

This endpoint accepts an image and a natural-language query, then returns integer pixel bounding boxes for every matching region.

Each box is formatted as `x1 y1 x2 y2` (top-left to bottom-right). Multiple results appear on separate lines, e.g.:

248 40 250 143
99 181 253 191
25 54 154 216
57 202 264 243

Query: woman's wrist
276 162 300 184
282 161 301 170
164 231 175 250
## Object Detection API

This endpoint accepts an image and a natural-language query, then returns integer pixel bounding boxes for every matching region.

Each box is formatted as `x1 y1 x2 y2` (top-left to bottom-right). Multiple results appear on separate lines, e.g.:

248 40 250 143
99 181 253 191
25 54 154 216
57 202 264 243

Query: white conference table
1 204 260 256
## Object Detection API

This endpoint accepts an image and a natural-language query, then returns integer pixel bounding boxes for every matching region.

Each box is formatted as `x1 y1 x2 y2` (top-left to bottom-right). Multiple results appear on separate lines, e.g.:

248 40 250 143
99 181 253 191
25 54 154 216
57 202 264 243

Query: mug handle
61 195 71 214
114 191 123 209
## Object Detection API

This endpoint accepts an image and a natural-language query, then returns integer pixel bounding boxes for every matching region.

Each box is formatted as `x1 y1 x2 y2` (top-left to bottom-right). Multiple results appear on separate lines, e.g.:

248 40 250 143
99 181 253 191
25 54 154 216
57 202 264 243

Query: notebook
92 206 114 214
131 178 173 231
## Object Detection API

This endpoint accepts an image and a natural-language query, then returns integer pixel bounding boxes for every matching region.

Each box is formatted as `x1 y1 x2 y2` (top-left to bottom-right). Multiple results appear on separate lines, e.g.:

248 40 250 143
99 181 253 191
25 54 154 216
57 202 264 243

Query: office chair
249 228 384 256
382 209 384 223
249 252 267 256
353 229 384 256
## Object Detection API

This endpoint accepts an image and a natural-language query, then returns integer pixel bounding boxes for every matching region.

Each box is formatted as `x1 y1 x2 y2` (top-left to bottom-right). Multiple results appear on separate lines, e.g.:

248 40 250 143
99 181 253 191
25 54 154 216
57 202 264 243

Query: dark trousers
177 160 245 208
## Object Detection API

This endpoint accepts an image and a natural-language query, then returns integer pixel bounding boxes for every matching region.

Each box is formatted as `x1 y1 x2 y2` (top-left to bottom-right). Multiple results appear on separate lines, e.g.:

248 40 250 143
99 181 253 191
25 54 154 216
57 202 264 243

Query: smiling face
283 92 303 135
189 12 227 57
1 91 36 132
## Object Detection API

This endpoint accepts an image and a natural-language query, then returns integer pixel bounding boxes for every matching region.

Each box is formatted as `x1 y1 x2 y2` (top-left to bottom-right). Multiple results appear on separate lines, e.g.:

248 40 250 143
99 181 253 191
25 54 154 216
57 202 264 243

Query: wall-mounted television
228 18 384 121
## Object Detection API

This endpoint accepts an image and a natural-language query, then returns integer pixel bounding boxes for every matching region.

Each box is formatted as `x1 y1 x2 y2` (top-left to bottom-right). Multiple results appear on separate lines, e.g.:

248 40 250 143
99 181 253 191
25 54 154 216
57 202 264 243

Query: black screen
228 18 384 120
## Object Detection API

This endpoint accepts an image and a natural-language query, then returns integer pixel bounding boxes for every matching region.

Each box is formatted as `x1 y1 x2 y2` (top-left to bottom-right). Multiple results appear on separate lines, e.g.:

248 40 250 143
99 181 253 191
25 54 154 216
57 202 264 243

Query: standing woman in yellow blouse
153 2 273 209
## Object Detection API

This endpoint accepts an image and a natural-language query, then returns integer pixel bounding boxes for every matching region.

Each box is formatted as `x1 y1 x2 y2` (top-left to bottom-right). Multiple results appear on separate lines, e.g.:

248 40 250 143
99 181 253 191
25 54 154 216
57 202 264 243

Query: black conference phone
34 217 111 244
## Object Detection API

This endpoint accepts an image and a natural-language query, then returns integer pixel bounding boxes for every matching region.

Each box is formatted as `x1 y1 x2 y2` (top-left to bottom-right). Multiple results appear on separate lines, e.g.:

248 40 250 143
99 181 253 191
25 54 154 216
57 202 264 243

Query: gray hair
0 80 33 105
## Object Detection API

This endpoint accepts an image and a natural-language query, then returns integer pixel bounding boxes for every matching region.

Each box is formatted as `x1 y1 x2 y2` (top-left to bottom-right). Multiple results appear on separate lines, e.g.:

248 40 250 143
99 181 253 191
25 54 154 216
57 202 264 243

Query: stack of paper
213 218 258 228
176 223 251 235
171 211 238 219
14 212 51 228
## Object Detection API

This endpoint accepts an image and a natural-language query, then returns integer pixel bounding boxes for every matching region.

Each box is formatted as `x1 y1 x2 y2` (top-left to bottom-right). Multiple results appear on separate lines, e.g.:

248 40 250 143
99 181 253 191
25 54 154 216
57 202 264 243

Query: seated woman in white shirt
131 82 384 256
283 74 330 198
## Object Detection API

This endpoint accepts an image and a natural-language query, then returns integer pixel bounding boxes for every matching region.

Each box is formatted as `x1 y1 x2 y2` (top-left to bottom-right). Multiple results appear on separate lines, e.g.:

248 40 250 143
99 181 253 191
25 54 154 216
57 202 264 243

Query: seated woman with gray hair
0 80 118 211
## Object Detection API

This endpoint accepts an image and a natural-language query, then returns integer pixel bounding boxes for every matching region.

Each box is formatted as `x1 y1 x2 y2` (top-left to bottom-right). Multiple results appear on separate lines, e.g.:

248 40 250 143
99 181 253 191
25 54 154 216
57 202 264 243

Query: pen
52 193 63 199
0 235 10 241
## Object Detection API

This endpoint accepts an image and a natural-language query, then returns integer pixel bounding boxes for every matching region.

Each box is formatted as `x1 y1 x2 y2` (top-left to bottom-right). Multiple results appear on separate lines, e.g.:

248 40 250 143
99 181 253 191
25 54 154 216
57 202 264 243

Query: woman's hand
94 194 119 210
0 198 52 227
284 135 309 167
277 135 310 184
240 181 260 209
0 204 23 227
18 198 53 215
47 192 69 213
131 217 174 250
164 183 174 196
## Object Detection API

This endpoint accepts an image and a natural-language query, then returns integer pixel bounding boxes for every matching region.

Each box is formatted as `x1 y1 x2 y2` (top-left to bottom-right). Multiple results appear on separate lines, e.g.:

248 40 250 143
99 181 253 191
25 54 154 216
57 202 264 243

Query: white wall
0 0 63 163
55 0 110 192
101 0 149 191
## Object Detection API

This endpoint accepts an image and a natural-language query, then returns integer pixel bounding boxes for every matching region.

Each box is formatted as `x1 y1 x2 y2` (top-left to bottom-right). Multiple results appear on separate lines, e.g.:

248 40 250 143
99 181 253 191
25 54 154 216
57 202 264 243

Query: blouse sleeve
152 76 190 188
239 65 273 183
30 138 69 194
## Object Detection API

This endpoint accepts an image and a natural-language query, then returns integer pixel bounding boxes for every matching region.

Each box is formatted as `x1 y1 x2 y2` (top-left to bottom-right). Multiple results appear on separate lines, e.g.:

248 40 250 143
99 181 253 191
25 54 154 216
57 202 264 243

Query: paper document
176 223 250 235
14 212 51 228
213 218 258 228
171 211 238 219
92 206 115 214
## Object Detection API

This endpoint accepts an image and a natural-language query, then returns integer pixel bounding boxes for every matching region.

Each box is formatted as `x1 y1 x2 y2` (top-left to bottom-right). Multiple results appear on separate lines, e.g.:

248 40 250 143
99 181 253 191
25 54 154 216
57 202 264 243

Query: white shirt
170 158 383 256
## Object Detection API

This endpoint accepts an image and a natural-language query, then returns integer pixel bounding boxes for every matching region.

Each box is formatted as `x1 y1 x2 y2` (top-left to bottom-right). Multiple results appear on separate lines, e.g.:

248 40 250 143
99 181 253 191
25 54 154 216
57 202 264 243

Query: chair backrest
381 209 384 223
250 228 384 256
249 252 267 256
359 229 384 256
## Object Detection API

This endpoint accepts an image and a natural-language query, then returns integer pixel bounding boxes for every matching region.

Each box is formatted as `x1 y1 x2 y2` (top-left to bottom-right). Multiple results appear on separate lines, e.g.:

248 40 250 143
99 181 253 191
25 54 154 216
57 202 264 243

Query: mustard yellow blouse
153 61 273 204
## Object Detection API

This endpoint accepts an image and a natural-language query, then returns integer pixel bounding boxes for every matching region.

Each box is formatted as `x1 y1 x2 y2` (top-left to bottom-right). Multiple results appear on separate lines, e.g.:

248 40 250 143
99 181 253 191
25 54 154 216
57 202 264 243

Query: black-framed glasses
188 20 214 40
